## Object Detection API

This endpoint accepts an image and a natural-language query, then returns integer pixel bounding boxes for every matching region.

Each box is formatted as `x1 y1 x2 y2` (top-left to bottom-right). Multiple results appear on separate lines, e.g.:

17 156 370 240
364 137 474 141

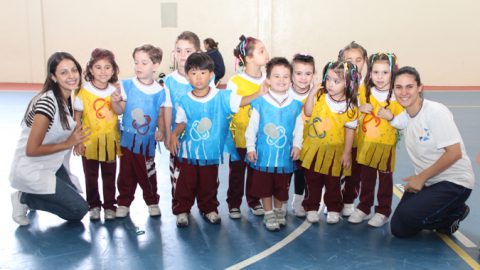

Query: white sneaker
274 208 286 226
263 212 280 231
11 191 29 226
291 194 306 217
327 212 341 224
204 211 221 224
251 205 265 216
89 207 101 220
148 204 161 217
368 213 389 227
341 204 355 217
176 213 189 227
306 210 320 223
116 206 130 218
104 209 116 220
229 208 241 219
348 208 368 224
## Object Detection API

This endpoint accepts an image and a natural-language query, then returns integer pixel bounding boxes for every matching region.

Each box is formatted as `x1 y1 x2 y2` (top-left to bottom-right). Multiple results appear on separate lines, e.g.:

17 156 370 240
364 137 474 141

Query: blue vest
178 90 239 165
120 79 165 157
247 97 302 173
164 75 193 132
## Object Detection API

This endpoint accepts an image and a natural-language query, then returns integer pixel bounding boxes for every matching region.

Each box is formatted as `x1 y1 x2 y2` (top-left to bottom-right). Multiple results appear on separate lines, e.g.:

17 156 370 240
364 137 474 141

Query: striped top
24 94 56 131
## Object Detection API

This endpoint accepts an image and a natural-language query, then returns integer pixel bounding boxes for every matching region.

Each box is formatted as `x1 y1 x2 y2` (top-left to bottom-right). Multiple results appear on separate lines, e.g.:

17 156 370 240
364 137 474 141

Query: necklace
91 81 108 90
329 94 345 103
191 87 211 98
268 91 289 106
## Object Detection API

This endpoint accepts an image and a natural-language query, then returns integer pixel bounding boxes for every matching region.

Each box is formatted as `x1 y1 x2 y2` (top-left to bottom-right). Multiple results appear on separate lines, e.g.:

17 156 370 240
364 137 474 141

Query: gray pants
21 165 88 221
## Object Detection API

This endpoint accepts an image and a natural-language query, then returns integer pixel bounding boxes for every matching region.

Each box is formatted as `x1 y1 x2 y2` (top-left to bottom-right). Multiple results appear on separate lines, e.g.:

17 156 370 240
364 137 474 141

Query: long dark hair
25 52 82 130
364 53 398 107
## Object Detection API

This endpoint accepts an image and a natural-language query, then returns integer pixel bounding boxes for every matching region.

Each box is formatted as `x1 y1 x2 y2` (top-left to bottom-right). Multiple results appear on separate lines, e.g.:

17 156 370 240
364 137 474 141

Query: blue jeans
21 165 89 221
391 181 471 238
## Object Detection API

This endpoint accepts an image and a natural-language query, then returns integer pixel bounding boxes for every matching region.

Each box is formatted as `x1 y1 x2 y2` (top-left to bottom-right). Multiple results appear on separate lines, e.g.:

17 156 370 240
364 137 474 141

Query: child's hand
258 81 269 96
111 88 123 103
311 76 321 94
377 107 394 121
112 82 121 91
291 146 301 160
169 135 180 156
247 151 257 162
341 151 352 169
73 143 85 156
359 103 373 114
155 129 164 142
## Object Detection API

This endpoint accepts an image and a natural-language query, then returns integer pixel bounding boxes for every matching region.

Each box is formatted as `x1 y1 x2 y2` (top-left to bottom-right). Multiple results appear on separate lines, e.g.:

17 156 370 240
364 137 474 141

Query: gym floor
0 89 479 270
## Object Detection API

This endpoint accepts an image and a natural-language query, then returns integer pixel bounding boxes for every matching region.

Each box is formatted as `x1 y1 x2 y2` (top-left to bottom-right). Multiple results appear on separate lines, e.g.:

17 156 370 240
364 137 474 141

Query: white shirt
404 99 474 189
73 82 117 111
288 87 310 102
245 91 304 153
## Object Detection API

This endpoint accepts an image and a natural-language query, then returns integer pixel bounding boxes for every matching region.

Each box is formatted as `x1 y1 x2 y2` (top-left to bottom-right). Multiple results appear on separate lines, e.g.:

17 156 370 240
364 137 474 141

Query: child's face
246 41 269 67
51 59 80 94
90 58 114 85
325 69 346 100
292 62 314 91
344 48 366 74
394 74 422 109
371 61 391 91
134 51 159 81
266 65 291 93
175 40 197 71
186 68 214 91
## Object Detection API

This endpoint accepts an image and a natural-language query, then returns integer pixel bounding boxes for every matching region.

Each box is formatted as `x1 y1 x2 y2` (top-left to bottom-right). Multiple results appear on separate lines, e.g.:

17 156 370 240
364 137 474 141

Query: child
73 48 121 220
111 44 166 218
300 61 359 224
288 53 317 218
246 57 303 231
337 41 368 216
348 53 408 227
227 35 270 219
170 52 264 227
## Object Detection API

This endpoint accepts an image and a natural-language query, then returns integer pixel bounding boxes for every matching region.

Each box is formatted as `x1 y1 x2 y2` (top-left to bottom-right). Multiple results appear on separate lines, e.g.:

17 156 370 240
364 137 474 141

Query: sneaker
116 206 129 218
437 204 470 235
274 208 286 226
263 212 280 231
251 205 265 216
228 208 241 219
148 204 161 217
176 213 189 227
89 207 101 220
327 212 341 224
368 213 389 227
204 211 221 224
291 194 306 217
104 209 116 220
348 208 368 224
341 203 355 217
11 191 29 226
306 210 320 223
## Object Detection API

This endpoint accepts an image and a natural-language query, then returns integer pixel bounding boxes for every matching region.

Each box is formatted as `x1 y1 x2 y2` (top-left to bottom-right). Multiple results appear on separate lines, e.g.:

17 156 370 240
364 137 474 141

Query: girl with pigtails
300 61 360 224
225 35 270 219
348 53 409 227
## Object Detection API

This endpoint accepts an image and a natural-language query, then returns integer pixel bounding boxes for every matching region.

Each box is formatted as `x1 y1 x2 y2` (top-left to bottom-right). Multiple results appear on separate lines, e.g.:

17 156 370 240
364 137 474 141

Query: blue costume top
120 79 165 157
178 90 239 165
247 97 303 173
164 73 193 132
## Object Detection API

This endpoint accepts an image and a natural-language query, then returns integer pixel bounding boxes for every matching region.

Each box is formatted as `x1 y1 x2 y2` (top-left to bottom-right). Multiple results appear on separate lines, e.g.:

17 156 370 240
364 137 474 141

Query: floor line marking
225 220 312 270
393 184 480 269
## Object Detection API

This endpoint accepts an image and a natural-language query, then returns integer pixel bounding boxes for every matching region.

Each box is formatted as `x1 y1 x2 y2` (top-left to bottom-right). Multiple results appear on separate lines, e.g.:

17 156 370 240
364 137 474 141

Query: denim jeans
21 165 88 221
390 181 471 238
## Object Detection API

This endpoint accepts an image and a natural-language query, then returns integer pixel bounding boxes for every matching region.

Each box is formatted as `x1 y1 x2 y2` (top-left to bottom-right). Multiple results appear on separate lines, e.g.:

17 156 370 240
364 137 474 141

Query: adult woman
10 52 90 226
390 66 474 237
204 38 225 85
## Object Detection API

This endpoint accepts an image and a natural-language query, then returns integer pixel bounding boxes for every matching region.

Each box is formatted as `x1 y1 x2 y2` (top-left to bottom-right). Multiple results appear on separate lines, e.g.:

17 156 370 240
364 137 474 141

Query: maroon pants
250 169 291 201
82 157 117 210
227 148 261 209
172 160 219 215
357 164 393 216
117 147 159 206
342 148 361 204
303 167 343 213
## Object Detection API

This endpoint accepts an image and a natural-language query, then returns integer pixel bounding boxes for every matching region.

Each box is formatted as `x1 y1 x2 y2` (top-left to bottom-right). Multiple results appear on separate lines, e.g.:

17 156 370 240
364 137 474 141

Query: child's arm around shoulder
239 81 269 107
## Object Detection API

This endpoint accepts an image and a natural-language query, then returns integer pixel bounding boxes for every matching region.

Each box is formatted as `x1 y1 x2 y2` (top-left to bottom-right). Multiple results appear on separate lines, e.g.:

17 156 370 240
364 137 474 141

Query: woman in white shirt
10 52 90 226
390 66 474 237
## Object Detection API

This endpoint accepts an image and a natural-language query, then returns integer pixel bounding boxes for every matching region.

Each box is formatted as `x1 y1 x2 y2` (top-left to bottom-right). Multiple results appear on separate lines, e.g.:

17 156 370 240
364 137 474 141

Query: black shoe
437 205 470 235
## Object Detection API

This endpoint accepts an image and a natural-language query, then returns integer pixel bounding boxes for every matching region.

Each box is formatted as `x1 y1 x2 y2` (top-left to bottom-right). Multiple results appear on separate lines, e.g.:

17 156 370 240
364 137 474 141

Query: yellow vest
300 94 358 177
356 86 404 172
76 88 121 161
230 75 261 148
